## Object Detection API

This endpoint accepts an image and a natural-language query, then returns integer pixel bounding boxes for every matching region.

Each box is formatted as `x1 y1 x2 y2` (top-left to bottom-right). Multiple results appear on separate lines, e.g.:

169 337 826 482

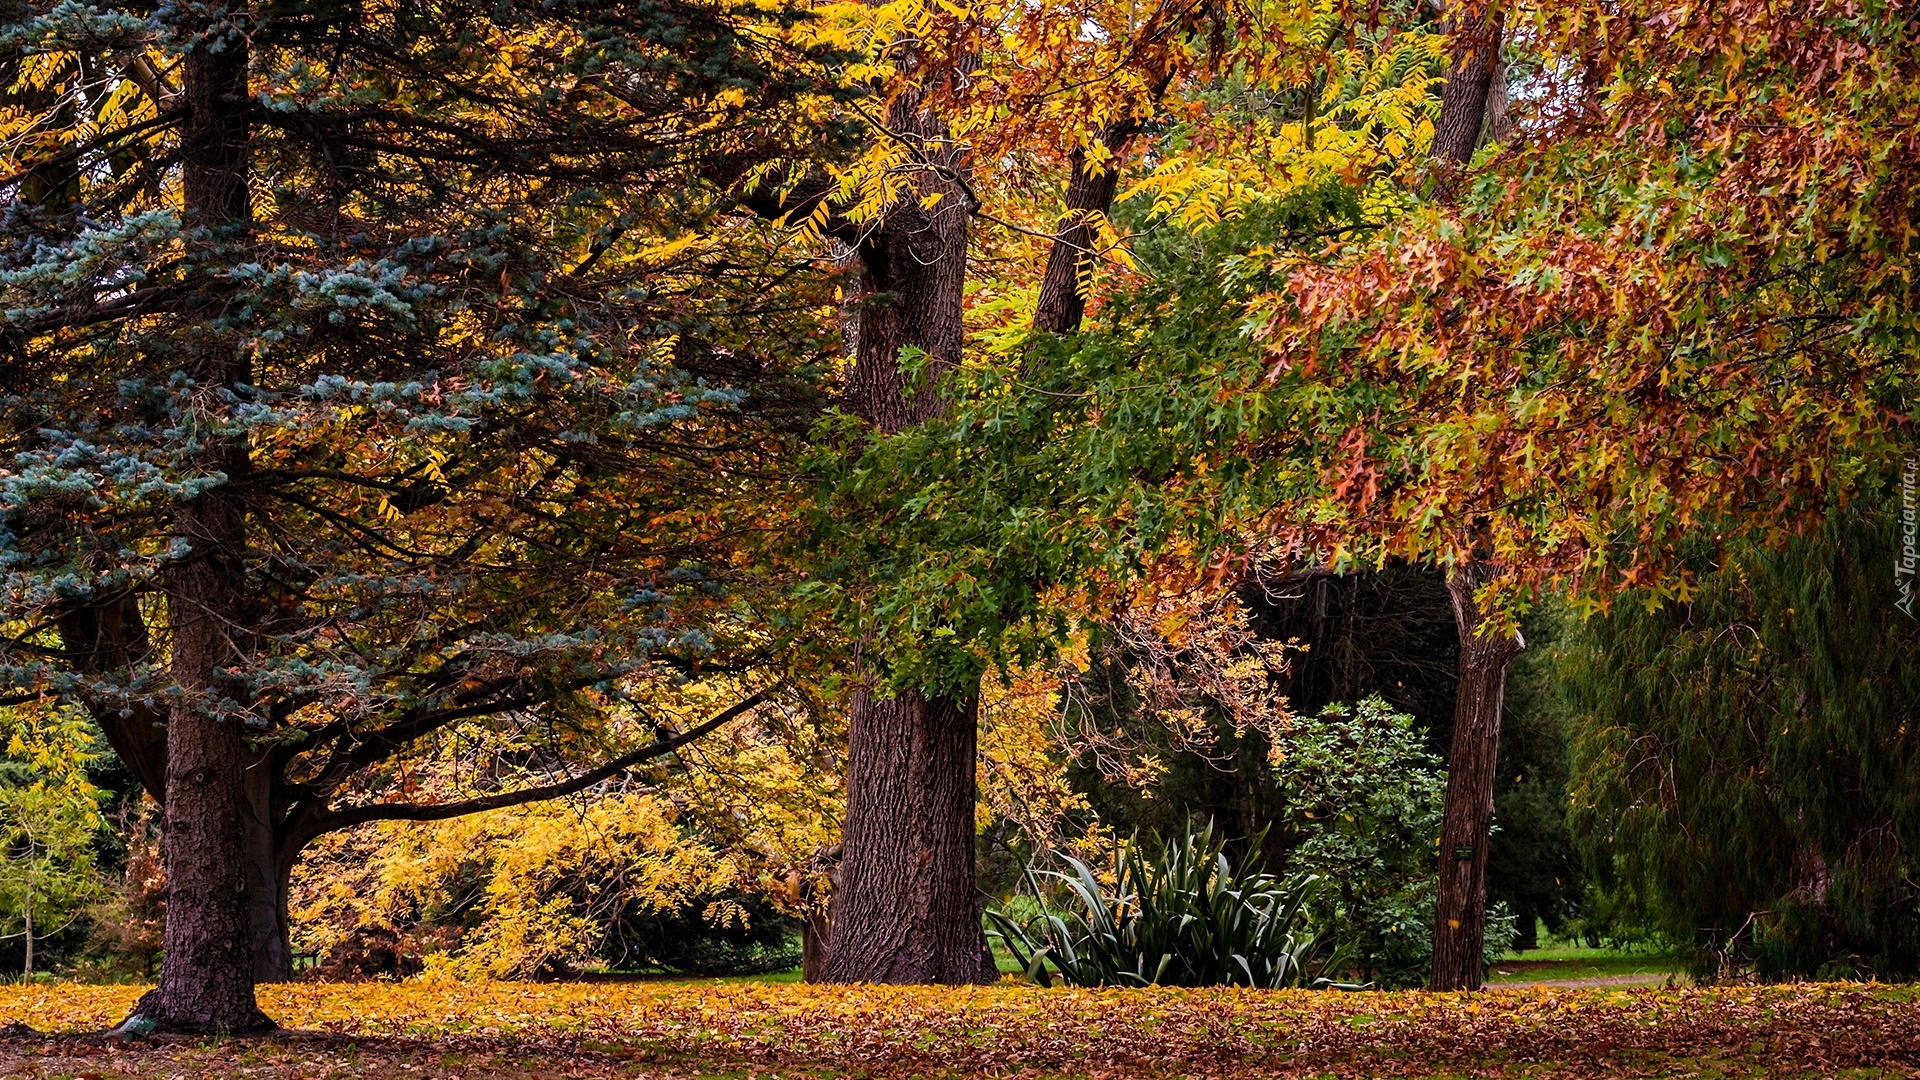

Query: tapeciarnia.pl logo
1899 457 1918 619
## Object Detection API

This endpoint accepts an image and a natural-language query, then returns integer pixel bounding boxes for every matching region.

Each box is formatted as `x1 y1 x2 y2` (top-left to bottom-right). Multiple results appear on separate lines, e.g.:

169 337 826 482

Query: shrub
292 790 765 978
1271 697 1516 987
986 821 1334 988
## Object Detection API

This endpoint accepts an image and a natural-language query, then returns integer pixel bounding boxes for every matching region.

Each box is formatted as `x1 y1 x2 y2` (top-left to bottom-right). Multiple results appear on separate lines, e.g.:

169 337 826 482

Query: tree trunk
819 75 992 985
134 468 273 1032
824 690 991 983
838 96 969 434
245 758 297 983
1431 566 1522 991
1430 1 1505 167
1425 0 1512 994
1032 123 1135 337
801 907 831 982
119 23 273 1035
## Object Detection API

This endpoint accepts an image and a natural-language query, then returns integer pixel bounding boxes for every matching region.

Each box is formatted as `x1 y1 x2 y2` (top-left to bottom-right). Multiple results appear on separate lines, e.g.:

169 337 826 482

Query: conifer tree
1 0 837 1032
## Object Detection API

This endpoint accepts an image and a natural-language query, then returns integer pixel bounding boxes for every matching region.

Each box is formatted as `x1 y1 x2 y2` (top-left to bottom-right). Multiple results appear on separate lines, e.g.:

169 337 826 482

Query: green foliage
1268 698 1444 986
986 821 1332 988
1564 502 1920 979
1488 611 1586 948
800 187 1369 697
612 890 798 976
1267 697 1512 986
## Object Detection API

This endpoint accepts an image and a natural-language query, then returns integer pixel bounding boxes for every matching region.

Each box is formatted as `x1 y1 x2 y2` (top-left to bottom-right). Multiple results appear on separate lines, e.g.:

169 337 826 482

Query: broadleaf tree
738 0 1443 984
1250 0 1919 986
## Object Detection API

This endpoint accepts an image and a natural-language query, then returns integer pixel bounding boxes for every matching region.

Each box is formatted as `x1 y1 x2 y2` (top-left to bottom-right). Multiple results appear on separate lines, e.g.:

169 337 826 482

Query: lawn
1487 946 1686 987
3 979 1918 1078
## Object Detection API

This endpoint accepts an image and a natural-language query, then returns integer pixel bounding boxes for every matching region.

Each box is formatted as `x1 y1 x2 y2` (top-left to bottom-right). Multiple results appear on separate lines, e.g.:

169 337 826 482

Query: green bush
1272 698 1516 987
986 821 1336 988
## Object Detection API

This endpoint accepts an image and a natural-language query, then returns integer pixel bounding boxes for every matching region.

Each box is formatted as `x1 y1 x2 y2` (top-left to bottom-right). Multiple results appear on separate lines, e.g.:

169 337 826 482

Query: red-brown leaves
1246 0 1920 596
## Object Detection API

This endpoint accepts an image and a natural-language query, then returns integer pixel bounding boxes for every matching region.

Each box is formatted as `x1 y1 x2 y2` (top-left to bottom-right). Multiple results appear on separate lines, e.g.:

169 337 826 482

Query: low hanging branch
308 686 775 833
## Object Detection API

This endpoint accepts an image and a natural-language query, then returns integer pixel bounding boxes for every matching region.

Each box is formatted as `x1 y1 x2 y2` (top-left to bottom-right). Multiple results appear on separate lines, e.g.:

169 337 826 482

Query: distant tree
1565 505 1920 979
1 0 839 1032
0 705 110 977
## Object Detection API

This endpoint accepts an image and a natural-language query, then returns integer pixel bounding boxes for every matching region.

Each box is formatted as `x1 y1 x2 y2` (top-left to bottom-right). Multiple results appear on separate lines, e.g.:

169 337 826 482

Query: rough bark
801 907 831 982
1032 123 1135 336
118 23 275 1035
1432 566 1523 990
818 77 992 985
1425 0 1515 994
245 758 296 983
839 86 970 433
825 691 990 983
135 459 274 1032
1430 2 1505 167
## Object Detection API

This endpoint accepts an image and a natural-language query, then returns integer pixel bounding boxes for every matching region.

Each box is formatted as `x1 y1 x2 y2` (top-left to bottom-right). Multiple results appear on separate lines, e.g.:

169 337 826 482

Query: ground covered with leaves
2 980 1916 1078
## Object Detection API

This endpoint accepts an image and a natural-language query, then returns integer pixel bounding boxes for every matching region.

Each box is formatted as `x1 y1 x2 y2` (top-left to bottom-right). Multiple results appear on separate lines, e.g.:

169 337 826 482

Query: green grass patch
1487 944 1684 984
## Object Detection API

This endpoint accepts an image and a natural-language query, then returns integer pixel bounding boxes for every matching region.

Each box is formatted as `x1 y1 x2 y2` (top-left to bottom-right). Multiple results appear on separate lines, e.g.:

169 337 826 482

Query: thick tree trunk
134 466 273 1033
839 97 969 433
824 690 991 983
818 77 992 985
119 23 273 1035
1431 566 1522 991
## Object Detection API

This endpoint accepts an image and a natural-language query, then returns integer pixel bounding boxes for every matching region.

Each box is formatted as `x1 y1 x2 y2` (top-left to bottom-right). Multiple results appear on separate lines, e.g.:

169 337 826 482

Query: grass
1486 944 1686 986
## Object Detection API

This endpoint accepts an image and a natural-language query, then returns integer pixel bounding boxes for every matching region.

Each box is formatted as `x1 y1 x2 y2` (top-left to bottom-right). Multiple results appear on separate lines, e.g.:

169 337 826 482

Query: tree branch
306 686 773 833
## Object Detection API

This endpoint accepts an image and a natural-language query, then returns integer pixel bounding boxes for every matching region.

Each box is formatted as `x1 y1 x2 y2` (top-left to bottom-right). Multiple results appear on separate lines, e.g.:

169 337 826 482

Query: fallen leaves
4 979 1920 1077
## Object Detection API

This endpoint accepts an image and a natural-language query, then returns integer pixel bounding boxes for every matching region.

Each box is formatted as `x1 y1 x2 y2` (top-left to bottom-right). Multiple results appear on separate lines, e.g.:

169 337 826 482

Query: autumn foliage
7 980 1920 1078
1256 0 1920 596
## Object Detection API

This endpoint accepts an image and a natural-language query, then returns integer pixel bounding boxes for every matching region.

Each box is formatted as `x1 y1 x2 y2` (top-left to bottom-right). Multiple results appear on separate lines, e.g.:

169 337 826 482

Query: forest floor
3 979 1918 1079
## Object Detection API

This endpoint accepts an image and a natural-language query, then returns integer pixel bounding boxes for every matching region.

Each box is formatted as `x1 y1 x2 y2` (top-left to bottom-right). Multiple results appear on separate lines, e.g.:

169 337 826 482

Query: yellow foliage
292 791 746 978
0 976 1907 1080
977 663 1109 865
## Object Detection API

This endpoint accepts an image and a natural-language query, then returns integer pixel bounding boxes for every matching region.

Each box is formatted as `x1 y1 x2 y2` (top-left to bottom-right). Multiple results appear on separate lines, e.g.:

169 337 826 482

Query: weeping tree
1565 505 1920 979
0 0 841 1033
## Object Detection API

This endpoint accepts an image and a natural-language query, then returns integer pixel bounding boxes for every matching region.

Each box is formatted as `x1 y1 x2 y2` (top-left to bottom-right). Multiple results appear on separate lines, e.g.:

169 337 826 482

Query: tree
1253 0 1919 986
1417 0 1518 991
737 0 1277 984
0 705 110 976
756 0 1450 982
1564 504 1920 979
2 0 841 1032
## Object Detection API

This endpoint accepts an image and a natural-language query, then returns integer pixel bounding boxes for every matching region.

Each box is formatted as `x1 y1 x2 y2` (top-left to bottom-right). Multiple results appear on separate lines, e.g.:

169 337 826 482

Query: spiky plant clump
987 821 1340 988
